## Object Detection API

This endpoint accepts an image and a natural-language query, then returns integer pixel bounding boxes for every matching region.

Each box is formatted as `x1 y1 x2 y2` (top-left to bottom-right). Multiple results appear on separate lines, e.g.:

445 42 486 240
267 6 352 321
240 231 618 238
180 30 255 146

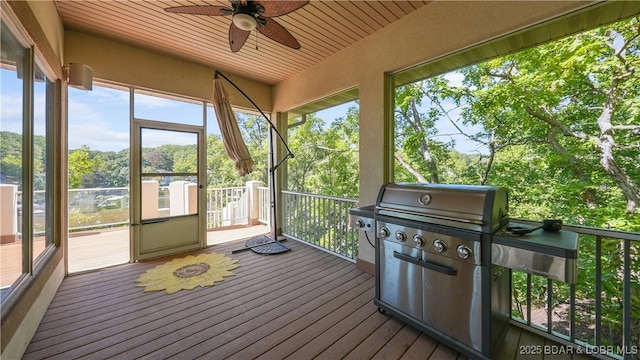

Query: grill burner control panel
376 220 481 265
348 205 375 233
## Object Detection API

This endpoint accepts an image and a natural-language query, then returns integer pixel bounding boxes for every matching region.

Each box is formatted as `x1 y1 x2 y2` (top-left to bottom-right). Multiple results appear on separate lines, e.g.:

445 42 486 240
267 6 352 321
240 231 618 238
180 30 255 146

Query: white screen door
131 120 205 260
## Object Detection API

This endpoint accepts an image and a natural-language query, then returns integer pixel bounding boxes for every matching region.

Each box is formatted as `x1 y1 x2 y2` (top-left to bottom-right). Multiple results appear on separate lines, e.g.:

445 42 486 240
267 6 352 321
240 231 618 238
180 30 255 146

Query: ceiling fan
165 0 309 52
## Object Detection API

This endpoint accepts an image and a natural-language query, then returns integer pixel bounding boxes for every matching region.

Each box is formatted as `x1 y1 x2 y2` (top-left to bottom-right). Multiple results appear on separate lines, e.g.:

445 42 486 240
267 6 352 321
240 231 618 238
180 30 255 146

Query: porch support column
355 72 388 270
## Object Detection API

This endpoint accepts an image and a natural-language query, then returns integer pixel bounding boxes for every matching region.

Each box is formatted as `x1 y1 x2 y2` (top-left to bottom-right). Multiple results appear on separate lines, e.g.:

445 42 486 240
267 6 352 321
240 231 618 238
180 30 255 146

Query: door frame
130 119 206 261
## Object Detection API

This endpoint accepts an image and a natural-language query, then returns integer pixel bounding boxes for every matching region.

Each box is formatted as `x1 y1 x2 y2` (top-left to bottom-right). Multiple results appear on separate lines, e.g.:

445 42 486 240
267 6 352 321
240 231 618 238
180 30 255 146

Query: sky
64 85 355 152
2 68 485 154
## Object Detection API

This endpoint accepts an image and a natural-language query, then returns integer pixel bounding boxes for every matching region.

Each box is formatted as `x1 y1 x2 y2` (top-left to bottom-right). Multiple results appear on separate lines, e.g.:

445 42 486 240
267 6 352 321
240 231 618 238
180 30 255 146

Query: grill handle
393 251 457 276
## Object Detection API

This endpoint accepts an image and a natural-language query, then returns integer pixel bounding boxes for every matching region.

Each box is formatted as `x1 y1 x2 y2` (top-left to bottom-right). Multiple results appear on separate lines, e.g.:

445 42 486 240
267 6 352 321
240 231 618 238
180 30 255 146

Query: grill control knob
354 219 365 229
457 245 472 259
395 231 407 242
413 235 425 247
433 239 447 253
378 227 390 238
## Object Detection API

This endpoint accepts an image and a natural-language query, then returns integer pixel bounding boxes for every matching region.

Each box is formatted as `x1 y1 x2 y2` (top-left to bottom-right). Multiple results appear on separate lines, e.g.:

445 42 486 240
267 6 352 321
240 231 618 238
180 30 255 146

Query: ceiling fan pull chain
255 30 258 50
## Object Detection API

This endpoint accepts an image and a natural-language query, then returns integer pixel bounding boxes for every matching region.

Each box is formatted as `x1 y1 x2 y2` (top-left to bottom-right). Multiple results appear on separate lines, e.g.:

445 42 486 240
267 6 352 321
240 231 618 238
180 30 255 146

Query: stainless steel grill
351 183 511 359
350 182 579 359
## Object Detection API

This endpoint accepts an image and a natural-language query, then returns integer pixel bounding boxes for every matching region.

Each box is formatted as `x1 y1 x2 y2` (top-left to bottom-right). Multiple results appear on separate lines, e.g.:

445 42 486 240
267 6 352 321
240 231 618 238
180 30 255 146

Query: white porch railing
280 190 359 261
257 186 269 224
507 220 640 360
206 186 248 228
6 182 266 236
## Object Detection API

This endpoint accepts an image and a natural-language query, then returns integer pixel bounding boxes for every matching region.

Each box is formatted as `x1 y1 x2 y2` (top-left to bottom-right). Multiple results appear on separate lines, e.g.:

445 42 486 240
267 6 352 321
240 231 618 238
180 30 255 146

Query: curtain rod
214 70 294 171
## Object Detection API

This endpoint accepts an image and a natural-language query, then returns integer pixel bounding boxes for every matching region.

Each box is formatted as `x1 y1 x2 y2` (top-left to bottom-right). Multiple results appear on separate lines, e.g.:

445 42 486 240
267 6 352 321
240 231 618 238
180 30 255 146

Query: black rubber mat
244 235 290 255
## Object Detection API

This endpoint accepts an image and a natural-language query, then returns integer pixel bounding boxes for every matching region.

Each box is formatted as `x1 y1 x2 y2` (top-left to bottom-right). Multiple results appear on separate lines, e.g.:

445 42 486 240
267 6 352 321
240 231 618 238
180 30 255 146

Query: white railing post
257 186 269 224
169 180 198 216
141 180 159 218
246 180 264 225
185 183 197 215
0 184 19 243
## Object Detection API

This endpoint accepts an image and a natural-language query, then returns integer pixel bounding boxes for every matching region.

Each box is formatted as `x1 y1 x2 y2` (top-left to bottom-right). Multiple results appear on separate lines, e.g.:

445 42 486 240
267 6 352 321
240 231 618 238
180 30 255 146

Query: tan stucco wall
26 1 64 67
271 1 594 265
64 31 272 112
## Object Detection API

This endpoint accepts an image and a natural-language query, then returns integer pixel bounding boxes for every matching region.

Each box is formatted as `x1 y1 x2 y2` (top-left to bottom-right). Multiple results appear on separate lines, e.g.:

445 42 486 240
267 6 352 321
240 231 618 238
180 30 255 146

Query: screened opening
389 3 640 354
285 88 360 198
281 89 361 260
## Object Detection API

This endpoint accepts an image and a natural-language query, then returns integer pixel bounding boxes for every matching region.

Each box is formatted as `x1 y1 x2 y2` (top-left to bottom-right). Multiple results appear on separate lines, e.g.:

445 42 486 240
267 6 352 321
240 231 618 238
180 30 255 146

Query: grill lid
375 183 509 233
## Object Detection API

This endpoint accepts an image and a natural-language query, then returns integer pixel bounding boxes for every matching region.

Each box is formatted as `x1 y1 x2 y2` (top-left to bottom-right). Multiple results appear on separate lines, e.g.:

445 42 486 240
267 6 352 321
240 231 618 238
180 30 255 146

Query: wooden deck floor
23 239 584 360
1 225 270 288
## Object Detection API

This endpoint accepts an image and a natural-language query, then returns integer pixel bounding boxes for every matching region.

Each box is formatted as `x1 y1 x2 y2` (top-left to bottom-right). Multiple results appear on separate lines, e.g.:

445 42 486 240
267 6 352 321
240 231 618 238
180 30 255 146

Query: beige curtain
212 78 254 176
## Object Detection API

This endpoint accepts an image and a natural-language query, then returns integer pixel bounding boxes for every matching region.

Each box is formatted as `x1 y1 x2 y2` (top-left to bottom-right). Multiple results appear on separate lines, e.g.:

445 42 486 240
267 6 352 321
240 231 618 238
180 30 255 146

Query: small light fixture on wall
64 63 93 90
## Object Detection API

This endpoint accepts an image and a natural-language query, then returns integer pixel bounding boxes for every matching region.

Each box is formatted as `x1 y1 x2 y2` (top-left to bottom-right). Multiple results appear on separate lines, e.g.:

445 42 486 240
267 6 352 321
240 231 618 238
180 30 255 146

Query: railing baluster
596 235 602 347
570 282 576 342
622 239 631 360
327 197 330 250
547 277 553 334
306 195 310 243
339 200 344 256
527 273 532 326
336 202 339 255
313 195 318 245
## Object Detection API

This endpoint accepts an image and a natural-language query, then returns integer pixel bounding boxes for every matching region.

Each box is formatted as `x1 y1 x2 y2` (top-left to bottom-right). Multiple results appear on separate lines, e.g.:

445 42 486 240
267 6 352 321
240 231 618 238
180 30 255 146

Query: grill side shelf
491 226 579 284
492 226 579 258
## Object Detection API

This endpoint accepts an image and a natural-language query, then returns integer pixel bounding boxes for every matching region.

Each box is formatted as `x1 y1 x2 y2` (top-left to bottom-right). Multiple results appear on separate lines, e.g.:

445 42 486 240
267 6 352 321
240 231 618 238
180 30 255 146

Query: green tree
312 105 360 198
172 145 197 173
142 148 172 173
206 112 269 187
236 113 269 183
394 80 454 184
287 114 332 193
393 16 640 352
1 131 23 186
68 145 102 189
461 17 640 216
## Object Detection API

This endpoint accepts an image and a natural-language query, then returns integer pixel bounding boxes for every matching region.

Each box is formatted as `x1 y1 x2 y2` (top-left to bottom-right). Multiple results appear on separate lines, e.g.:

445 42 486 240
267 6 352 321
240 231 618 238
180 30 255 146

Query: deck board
24 238 571 360
400 333 439 359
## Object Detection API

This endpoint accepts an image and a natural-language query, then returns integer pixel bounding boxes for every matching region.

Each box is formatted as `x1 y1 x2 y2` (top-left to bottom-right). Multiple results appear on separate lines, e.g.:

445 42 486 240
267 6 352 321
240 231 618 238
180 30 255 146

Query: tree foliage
0 131 23 186
393 16 640 351
394 16 640 231
68 146 101 189
287 105 360 198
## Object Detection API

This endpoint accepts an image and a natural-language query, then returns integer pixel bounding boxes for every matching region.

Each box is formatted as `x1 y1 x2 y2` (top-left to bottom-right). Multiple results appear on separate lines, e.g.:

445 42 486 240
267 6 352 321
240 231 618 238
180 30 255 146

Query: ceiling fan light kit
165 0 309 52
232 13 257 31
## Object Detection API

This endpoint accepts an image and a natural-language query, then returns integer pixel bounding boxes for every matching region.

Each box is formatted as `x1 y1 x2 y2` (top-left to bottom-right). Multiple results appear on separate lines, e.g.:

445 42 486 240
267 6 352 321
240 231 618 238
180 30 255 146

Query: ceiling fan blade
229 23 251 52
257 18 301 49
260 1 309 17
164 5 231 16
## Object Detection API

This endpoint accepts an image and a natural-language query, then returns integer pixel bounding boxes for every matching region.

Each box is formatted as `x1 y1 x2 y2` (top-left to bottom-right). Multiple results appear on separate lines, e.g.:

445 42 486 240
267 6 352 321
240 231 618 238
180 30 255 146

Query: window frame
386 1 640 181
0 9 60 313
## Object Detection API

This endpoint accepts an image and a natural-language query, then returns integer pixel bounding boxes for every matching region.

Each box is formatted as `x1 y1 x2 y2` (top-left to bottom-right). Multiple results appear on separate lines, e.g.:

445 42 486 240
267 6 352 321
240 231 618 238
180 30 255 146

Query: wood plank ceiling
54 0 429 86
